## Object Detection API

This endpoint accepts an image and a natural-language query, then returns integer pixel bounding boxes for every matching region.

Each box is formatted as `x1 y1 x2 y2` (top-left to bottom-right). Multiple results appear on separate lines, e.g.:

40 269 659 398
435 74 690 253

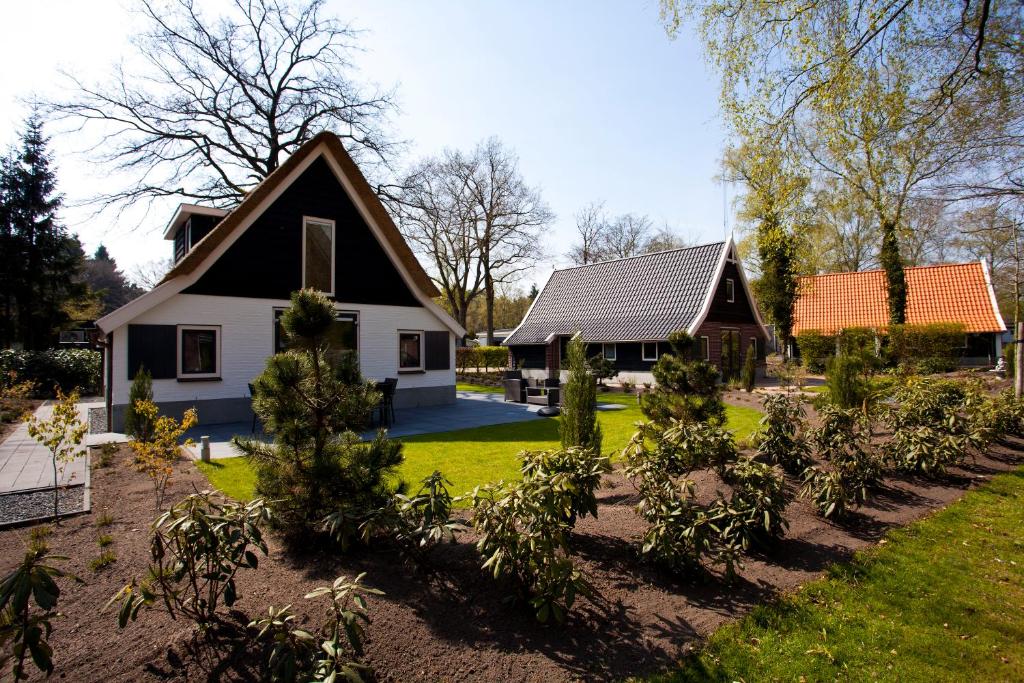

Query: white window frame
700 335 710 361
302 216 336 296
642 341 658 361
176 324 221 379
603 343 617 361
398 329 424 372
726 278 735 303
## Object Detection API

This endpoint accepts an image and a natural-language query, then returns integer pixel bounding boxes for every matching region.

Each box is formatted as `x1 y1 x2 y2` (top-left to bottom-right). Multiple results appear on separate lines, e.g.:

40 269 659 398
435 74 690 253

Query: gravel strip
0 485 86 526
88 406 107 434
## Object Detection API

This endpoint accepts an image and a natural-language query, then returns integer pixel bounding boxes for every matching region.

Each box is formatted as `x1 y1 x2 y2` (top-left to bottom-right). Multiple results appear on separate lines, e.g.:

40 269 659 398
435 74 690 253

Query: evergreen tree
83 244 144 315
741 344 756 393
0 114 89 348
879 220 907 324
640 331 725 427
232 289 402 543
560 333 602 454
124 366 154 441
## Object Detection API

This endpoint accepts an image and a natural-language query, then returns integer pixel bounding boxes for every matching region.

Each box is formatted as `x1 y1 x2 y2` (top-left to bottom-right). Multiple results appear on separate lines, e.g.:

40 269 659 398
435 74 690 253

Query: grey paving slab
0 402 89 493
182 391 557 460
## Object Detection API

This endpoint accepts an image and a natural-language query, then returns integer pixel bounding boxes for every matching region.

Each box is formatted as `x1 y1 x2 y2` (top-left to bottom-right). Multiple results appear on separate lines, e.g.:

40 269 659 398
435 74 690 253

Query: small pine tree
560 333 602 454
825 354 870 409
124 366 153 441
640 330 726 427
232 289 403 544
742 344 756 392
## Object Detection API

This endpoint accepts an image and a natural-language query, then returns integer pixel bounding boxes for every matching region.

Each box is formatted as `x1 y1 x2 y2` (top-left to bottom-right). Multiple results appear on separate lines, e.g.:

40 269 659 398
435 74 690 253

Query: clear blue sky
0 0 731 288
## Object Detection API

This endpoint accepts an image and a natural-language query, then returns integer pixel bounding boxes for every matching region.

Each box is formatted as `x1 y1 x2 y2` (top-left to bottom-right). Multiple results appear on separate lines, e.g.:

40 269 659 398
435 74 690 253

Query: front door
721 329 741 380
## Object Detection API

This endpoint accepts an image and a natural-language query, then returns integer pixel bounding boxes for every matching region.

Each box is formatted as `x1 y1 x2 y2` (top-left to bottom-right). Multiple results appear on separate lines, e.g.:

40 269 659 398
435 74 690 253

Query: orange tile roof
792 262 1006 335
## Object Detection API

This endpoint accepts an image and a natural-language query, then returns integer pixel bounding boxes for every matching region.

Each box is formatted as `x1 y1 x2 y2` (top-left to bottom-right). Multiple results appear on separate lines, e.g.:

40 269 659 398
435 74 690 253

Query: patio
182 390 625 460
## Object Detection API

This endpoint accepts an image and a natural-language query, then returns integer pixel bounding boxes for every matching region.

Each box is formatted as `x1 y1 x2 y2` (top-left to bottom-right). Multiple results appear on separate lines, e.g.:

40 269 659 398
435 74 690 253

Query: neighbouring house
792 261 1007 365
503 238 770 384
96 132 465 432
472 329 514 346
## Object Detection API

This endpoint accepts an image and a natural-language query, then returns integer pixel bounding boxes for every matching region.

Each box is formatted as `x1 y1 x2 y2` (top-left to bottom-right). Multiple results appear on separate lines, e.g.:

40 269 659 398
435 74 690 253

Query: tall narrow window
603 343 617 361
700 336 710 361
642 341 658 361
726 278 735 303
178 325 220 379
399 331 423 370
303 217 335 294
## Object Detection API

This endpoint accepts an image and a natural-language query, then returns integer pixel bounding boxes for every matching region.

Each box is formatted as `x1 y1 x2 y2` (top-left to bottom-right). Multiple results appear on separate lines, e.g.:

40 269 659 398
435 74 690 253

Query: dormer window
303 216 335 295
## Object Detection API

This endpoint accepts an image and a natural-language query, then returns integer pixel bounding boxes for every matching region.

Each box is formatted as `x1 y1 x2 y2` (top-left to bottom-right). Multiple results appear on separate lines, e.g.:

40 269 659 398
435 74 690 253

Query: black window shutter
127 324 178 380
424 331 451 371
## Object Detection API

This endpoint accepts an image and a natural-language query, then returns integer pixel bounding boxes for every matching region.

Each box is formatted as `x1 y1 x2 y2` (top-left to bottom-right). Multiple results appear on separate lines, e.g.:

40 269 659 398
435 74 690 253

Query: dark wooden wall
184 157 422 307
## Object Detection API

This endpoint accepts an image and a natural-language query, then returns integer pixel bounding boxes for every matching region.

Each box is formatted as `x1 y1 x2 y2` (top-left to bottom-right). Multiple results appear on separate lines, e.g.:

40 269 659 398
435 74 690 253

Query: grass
197 387 763 502
95 510 114 527
456 382 502 393
650 467 1024 682
89 549 117 571
97 534 114 547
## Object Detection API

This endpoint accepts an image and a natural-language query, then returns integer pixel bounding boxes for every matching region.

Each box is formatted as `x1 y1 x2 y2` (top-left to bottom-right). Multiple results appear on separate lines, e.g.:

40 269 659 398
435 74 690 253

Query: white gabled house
97 132 465 432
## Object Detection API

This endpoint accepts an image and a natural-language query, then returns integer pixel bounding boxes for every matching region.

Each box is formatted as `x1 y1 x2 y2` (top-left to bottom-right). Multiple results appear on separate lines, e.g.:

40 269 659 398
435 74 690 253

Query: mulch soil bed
2 422 1023 681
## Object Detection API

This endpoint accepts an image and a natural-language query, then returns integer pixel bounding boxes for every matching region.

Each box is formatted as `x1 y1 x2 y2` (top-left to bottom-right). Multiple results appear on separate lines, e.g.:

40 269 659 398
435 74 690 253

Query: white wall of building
110 293 455 407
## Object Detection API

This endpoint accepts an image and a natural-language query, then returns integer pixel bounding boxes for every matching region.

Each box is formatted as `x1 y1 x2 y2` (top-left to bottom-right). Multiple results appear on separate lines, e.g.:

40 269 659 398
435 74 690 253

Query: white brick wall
110 293 455 407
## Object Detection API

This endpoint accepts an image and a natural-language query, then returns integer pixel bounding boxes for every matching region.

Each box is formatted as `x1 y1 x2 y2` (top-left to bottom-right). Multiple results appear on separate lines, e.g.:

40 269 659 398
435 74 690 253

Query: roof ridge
553 240 726 273
800 260 982 279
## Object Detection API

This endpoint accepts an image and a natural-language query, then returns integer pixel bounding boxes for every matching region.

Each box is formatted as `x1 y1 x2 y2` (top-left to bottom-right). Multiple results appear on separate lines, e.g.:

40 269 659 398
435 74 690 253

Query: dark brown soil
2 432 1022 682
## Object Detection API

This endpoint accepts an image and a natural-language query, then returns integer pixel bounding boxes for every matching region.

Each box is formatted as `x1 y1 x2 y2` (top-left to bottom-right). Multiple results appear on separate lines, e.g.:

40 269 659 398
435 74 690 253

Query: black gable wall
705 261 758 325
184 156 421 307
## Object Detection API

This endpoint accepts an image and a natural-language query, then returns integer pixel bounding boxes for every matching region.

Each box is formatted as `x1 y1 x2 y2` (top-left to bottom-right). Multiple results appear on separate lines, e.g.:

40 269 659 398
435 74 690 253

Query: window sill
398 369 425 374
177 376 223 383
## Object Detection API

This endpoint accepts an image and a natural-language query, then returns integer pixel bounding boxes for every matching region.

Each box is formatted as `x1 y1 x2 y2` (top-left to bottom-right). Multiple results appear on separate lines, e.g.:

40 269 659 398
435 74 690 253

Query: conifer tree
233 289 402 543
560 333 602 454
640 331 725 427
0 113 88 348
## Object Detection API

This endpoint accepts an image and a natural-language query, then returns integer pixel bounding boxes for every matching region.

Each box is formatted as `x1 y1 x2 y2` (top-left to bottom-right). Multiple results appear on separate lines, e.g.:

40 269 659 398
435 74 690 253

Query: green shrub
587 353 619 385
233 290 397 544
802 404 882 518
109 493 270 627
455 346 509 373
469 466 592 624
630 475 710 573
715 457 790 554
123 367 153 442
625 419 737 479
794 330 835 373
359 471 465 563
560 334 602 454
640 330 725 427
250 573 383 683
756 393 812 474
0 349 101 396
886 323 966 372
824 354 871 409
741 344 756 392
520 447 611 524
89 549 117 572
0 546 79 680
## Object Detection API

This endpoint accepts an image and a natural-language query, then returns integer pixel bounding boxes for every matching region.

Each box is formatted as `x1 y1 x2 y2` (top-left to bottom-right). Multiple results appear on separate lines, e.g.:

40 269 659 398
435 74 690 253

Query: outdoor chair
503 370 526 403
376 377 398 427
248 383 259 434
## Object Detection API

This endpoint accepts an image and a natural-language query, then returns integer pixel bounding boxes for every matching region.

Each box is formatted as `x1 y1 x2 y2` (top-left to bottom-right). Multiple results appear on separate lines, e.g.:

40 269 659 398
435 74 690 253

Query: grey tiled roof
505 241 726 345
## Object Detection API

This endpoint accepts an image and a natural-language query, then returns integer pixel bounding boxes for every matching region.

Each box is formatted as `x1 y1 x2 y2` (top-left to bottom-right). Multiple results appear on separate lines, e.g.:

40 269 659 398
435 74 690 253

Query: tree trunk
485 272 496 346
879 218 907 325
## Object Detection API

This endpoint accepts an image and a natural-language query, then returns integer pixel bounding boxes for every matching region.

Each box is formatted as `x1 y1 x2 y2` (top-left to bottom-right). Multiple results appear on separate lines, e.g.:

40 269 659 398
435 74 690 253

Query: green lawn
197 388 763 502
651 467 1024 682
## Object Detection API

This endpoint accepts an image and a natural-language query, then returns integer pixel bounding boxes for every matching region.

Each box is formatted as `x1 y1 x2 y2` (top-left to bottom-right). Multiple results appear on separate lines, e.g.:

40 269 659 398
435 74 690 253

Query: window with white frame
642 341 658 361
274 309 357 356
303 217 335 295
178 325 220 379
699 335 710 361
399 330 423 371
750 337 758 360
602 343 617 361
726 278 735 303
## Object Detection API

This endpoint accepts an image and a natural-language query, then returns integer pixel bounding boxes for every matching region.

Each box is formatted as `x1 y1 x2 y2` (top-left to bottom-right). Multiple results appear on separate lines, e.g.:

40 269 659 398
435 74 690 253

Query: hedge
886 322 966 372
456 346 509 373
794 330 835 373
0 349 102 396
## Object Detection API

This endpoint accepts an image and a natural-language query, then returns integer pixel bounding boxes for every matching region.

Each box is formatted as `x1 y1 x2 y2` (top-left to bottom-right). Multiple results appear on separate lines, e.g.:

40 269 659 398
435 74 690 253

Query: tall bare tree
565 204 686 266
395 155 483 330
567 201 608 265
395 139 551 342
51 0 396 209
461 138 553 344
